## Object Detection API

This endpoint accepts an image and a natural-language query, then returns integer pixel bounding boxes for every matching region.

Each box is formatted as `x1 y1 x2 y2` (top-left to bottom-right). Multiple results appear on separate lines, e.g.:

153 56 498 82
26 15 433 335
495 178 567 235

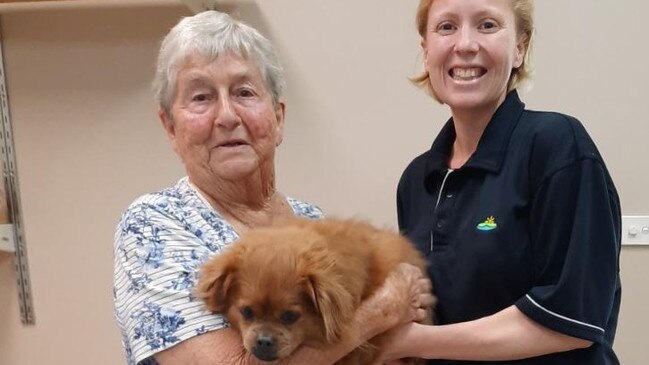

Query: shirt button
436 221 444 229
446 193 453 198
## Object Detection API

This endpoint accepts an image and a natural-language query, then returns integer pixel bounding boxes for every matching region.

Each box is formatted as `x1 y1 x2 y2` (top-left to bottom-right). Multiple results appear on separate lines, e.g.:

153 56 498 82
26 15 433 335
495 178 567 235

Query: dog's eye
280 310 301 325
240 306 254 321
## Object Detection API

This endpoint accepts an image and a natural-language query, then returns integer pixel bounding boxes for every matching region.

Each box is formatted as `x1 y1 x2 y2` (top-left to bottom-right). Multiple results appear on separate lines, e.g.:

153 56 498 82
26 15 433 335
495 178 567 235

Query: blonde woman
386 1 621 364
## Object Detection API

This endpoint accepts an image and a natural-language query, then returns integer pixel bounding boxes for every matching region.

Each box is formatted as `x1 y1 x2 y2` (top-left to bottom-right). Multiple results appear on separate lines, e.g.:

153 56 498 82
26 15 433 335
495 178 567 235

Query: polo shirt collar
425 90 525 174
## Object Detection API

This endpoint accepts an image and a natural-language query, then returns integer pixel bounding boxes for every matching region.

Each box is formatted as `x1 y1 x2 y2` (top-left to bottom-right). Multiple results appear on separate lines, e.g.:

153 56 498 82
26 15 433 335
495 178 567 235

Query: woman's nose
215 96 240 129
454 27 479 53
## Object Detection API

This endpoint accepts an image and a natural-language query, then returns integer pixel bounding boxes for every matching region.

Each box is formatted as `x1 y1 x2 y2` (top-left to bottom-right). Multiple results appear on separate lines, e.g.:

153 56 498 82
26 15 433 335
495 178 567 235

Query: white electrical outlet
621 216 649 246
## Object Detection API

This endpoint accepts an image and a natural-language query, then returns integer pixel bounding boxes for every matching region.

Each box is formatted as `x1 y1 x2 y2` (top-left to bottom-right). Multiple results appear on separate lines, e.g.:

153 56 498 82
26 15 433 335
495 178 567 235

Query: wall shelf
0 0 247 13
180 0 245 13
0 0 182 12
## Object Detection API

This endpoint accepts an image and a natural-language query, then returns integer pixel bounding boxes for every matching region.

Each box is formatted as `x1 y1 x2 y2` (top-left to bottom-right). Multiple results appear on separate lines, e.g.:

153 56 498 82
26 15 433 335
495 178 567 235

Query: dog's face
196 226 355 362
223 269 322 361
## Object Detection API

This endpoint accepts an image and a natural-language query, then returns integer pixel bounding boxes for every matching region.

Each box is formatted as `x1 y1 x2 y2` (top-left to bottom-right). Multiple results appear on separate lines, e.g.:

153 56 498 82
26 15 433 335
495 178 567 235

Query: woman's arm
380 305 591 362
156 263 433 365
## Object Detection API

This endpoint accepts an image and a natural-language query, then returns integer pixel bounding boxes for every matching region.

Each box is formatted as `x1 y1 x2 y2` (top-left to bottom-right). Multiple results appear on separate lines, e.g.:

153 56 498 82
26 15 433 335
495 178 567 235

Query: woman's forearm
392 306 592 361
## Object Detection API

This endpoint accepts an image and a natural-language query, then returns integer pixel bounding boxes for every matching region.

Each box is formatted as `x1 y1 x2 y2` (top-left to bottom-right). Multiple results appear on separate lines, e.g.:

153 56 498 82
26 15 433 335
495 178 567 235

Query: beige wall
0 1 647 364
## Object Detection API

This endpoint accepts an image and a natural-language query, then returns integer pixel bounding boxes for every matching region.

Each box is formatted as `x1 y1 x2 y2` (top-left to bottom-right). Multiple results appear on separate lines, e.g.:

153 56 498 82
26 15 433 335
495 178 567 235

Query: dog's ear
303 270 355 344
195 246 242 313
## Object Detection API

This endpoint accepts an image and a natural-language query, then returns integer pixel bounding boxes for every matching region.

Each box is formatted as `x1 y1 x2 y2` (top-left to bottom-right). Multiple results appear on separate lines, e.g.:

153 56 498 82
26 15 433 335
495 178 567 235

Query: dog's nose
252 334 278 361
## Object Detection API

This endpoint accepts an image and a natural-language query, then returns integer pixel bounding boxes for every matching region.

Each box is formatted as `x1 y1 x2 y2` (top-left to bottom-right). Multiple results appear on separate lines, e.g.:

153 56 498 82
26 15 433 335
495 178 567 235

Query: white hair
153 10 285 116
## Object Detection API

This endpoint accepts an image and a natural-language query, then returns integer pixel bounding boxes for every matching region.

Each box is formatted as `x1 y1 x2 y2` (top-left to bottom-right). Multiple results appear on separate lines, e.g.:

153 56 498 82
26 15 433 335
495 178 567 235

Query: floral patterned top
113 177 324 365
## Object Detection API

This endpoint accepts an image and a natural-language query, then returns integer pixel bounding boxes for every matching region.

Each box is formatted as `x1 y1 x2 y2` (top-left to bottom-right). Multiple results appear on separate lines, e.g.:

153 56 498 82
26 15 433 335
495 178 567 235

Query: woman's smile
449 67 487 81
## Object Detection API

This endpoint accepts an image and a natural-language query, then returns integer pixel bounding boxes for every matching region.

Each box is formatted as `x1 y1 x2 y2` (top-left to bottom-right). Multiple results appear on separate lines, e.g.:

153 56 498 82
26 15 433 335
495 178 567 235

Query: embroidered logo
476 216 497 231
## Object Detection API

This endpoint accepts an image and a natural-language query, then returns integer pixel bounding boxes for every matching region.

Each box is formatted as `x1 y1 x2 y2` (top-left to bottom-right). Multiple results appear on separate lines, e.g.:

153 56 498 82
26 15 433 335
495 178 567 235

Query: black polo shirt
397 91 621 365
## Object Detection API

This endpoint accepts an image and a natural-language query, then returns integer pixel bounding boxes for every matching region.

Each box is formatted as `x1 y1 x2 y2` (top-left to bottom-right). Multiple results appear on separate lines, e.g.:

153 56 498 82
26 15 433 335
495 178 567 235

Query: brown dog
196 218 431 364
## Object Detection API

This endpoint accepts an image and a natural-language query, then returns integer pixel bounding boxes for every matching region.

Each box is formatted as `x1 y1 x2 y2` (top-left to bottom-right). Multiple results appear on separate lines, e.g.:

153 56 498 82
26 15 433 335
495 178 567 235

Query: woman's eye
479 20 499 32
238 88 255 98
436 22 456 35
192 93 209 102
280 310 300 325
240 306 254 321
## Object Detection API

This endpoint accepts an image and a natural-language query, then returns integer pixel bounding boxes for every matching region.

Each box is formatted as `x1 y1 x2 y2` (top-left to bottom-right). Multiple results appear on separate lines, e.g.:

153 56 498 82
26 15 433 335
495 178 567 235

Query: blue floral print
131 302 186 350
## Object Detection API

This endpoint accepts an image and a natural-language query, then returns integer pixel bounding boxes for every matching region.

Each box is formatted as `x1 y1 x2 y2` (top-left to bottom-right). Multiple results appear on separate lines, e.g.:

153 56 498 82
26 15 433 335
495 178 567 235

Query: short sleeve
113 200 230 364
515 157 621 343
286 197 325 219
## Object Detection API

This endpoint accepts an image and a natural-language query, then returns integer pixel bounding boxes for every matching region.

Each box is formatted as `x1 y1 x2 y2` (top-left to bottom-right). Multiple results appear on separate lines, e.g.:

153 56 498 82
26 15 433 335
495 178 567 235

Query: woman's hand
366 263 434 328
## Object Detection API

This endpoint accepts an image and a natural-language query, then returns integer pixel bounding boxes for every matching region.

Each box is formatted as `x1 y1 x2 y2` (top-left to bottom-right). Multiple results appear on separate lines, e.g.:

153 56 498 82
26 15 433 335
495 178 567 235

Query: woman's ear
158 108 179 154
274 101 286 147
514 36 527 69
421 38 429 71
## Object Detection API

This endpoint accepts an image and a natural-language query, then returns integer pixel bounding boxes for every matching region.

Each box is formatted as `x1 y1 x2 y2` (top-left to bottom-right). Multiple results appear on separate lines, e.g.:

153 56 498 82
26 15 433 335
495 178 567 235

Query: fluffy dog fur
196 218 431 364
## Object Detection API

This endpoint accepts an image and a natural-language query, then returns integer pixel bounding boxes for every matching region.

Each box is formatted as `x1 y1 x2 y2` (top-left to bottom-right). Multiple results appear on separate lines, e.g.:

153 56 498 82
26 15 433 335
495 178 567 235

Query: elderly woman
381 0 621 364
113 11 428 365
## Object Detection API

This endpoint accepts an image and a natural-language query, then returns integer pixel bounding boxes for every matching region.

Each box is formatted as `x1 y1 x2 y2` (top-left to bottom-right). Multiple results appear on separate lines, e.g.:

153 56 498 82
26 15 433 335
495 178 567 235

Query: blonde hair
412 0 534 100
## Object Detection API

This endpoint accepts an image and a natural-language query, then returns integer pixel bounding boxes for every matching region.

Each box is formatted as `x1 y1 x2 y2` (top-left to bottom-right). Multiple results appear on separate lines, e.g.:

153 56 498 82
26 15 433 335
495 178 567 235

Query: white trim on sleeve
525 294 605 334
